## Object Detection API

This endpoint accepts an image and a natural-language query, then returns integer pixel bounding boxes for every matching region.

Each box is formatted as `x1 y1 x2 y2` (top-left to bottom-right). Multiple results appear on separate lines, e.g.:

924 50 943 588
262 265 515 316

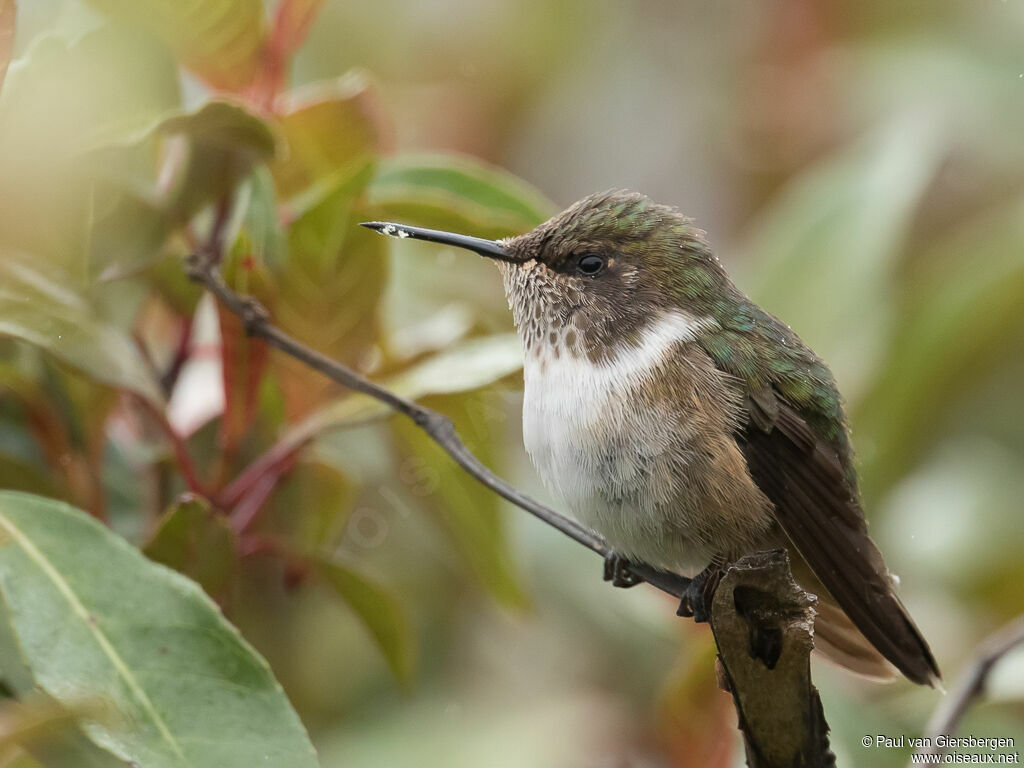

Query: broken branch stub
710 549 835 768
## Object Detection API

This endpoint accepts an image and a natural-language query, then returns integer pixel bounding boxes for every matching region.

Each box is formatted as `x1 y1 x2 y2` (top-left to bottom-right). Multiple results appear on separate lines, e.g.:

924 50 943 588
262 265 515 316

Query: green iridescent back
698 301 858 490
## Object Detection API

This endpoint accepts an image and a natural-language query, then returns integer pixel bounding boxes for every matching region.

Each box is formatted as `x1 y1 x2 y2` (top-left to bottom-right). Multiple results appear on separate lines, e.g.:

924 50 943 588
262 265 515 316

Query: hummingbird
362 190 940 686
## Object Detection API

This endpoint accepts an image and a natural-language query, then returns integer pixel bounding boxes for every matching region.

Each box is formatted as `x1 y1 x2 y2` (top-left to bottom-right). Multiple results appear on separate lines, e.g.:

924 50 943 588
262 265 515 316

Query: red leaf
272 0 326 55
248 0 325 109
252 0 327 109
217 304 269 461
85 0 266 92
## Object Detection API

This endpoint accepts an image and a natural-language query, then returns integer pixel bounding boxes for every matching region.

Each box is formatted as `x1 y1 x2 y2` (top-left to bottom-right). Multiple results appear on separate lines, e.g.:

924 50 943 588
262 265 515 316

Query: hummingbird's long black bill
360 221 510 261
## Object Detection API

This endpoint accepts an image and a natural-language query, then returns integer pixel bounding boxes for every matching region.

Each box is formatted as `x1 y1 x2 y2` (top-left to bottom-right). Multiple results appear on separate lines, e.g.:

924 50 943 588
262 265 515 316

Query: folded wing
738 391 940 686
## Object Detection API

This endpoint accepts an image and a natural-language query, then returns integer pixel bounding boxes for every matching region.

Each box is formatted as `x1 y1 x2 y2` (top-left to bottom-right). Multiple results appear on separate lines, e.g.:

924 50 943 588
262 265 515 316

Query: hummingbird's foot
676 564 724 623
603 552 641 589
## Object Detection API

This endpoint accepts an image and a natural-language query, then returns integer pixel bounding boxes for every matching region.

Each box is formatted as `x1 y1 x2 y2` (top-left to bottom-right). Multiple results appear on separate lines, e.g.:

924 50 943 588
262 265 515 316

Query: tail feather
812 599 897 681
789 551 934 684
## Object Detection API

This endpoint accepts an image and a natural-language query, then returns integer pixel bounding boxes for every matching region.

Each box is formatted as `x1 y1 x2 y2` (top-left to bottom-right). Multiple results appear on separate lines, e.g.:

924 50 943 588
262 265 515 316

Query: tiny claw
603 553 641 589
680 563 724 624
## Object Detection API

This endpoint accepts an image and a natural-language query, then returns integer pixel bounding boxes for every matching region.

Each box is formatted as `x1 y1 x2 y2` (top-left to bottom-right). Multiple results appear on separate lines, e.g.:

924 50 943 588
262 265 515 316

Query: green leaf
85 0 267 91
0 455 57 499
268 461 351 553
284 167 376 275
362 154 551 339
313 558 414 686
363 153 555 238
285 332 523 451
70 98 271 283
144 250 203 317
238 167 287 273
70 98 277 281
274 210 387 419
143 496 239 603
0 254 164 405
0 491 318 768
87 185 172 282
22 736 125 768
255 76 386 419
269 72 381 210
385 333 524 396
158 100 278 224
0 565 121 768
740 116 940 395
854 201 1024 498
0 26 181 155
392 390 527 608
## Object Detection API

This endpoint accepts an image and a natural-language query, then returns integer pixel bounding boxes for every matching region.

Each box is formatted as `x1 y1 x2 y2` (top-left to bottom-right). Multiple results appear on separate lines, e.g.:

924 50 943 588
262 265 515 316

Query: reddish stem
252 0 326 112
136 397 213 500
238 534 282 558
229 471 278 533
160 315 195 396
218 435 303 510
22 395 109 523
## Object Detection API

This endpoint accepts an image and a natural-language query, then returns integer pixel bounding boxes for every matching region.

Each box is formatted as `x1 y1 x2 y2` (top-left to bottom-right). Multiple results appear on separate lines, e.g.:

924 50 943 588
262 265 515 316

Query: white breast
521 311 715 569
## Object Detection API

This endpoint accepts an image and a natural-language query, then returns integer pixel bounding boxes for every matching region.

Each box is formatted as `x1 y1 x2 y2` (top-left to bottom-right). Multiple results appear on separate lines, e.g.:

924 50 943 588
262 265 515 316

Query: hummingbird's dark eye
576 254 605 276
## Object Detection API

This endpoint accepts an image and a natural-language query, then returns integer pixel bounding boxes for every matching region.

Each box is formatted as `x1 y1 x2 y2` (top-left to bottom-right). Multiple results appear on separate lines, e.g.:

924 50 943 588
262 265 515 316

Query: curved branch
185 249 691 596
713 551 834 768
917 615 1024 762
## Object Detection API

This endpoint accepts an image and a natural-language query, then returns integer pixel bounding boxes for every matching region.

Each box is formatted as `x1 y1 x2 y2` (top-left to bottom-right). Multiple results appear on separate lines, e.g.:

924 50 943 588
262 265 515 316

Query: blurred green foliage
0 492 320 768
0 1 1022 767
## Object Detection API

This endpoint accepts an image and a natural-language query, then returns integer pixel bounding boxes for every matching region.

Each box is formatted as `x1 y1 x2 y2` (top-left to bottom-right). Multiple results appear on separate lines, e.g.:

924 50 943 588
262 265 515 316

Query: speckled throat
496 258 658 365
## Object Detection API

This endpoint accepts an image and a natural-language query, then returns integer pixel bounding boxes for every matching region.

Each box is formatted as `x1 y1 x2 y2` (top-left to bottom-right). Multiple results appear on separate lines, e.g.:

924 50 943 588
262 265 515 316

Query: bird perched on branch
363 190 940 686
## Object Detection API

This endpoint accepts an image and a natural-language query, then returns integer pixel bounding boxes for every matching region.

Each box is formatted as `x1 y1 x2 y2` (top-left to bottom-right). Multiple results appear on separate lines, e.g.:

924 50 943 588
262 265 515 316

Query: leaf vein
0 511 188 765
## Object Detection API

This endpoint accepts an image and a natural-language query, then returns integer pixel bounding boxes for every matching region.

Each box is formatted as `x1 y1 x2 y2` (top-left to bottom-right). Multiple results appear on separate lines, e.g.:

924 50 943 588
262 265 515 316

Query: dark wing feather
738 392 940 686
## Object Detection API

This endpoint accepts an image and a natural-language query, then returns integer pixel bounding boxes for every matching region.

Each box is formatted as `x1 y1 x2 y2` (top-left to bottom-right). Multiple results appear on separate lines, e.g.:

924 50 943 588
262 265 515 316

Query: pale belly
524 392 708 574
522 351 714 574
517 311 776 574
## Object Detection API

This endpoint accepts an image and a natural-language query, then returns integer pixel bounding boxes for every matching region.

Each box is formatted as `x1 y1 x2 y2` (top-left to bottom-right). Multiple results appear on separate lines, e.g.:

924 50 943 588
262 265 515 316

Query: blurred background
3 1 1024 766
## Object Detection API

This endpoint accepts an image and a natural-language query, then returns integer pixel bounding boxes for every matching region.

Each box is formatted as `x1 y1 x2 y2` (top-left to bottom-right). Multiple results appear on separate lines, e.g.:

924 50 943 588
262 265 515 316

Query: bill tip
360 221 412 239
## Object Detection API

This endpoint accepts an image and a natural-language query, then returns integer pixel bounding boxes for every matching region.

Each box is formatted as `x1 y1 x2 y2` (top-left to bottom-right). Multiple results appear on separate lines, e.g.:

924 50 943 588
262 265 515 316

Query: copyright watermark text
862 735 1019 764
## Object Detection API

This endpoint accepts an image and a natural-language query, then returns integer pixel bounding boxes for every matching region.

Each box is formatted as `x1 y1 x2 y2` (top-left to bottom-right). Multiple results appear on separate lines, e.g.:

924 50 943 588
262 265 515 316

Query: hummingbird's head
362 190 733 361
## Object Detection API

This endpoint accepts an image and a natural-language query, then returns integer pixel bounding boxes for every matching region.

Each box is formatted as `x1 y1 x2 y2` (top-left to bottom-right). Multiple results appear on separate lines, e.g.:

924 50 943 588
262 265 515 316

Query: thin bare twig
916 616 1024 762
183 247 691 599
